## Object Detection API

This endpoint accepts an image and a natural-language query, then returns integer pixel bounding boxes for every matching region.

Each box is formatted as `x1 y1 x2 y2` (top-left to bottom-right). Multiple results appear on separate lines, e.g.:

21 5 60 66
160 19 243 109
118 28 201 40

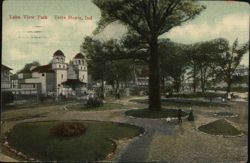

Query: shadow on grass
125 108 187 118
130 99 230 107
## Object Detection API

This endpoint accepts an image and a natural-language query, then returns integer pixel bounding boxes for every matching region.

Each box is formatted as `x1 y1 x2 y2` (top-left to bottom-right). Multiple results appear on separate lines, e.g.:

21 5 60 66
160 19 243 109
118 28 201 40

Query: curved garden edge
2 119 146 162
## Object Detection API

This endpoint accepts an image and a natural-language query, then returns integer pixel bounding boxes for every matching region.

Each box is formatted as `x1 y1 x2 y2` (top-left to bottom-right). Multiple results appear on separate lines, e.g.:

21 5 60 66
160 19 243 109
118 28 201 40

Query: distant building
13 50 88 96
1 64 12 89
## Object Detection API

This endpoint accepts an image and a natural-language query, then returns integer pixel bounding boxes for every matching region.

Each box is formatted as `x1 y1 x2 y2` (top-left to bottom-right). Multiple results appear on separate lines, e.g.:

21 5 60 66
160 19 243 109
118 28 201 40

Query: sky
2 0 249 73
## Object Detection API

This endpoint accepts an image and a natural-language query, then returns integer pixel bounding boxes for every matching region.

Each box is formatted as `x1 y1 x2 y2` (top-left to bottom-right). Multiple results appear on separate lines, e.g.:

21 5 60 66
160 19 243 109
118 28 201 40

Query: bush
187 110 194 121
2 91 14 105
86 97 103 108
50 122 86 137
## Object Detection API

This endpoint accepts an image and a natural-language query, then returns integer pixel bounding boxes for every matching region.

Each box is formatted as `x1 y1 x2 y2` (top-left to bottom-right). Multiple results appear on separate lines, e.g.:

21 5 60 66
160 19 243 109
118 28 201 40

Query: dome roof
74 53 85 59
53 50 65 57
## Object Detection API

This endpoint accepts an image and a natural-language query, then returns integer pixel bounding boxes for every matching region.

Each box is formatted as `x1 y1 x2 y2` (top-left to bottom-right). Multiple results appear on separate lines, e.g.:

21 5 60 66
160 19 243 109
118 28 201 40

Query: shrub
86 97 103 108
50 122 86 137
2 91 14 105
187 110 194 121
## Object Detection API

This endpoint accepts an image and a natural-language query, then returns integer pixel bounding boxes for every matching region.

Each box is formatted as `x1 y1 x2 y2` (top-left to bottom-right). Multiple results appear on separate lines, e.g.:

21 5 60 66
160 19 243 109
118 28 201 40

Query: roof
2 64 12 70
53 50 65 57
31 64 54 73
18 69 32 74
74 53 85 59
61 79 85 85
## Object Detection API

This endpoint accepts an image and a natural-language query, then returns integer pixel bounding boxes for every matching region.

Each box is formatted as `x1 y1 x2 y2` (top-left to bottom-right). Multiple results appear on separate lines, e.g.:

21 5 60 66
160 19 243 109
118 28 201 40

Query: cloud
9 49 29 60
166 14 249 44
2 16 97 72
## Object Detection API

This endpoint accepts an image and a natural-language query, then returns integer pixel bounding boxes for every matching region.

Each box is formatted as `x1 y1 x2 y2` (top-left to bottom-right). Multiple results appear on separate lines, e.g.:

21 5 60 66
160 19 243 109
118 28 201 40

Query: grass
4 101 66 110
7 120 144 162
68 103 124 111
198 119 241 136
130 99 229 107
215 112 235 117
3 113 47 122
165 92 226 99
125 108 187 118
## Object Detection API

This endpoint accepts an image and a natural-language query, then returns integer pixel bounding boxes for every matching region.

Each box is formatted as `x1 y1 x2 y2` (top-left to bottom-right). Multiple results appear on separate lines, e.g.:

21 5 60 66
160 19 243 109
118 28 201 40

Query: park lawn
7 120 144 162
130 98 229 107
198 119 242 136
125 108 187 118
214 112 235 117
68 103 125 111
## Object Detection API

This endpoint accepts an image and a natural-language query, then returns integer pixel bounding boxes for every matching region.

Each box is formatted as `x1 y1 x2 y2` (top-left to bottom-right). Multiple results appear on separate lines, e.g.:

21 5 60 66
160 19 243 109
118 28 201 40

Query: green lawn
125 108 187 118
7 120 144 161
130 99 229 107
214 112 235 117
198 119 242 136
68 103 124 111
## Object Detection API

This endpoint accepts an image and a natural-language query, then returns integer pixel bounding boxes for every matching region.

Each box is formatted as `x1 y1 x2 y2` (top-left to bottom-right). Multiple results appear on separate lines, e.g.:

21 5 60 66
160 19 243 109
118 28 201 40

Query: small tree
160 40 187 92
215 38 249 93
2 91 14 107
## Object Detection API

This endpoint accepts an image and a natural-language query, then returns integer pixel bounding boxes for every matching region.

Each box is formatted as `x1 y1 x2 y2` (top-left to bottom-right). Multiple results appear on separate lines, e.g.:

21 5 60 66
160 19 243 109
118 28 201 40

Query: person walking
177 109 182 124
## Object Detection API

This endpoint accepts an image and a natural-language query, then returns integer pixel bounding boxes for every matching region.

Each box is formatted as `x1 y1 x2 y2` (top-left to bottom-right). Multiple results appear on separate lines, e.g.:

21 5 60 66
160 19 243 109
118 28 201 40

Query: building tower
52 50 68 94
73 52 88 84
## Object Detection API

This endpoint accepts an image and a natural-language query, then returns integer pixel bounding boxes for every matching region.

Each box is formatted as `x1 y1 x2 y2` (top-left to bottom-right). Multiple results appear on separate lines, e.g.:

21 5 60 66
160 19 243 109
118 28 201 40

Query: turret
52 50 67 70
73 52 87 83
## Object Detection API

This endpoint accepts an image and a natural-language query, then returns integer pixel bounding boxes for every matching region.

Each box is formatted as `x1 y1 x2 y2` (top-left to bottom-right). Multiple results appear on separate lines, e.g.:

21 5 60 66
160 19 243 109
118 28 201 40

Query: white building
14 50 88 96
1 64 12 89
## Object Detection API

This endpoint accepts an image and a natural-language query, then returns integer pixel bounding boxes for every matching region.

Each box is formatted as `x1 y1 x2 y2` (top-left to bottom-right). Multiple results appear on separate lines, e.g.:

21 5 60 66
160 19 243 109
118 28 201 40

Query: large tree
93 0 205 111
215 38 249 93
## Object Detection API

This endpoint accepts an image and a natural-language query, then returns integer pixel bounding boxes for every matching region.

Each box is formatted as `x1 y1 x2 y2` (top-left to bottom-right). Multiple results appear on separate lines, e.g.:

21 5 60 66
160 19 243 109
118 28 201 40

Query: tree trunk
193 64 197 93
227 79 231 93
161 76 165 94
148 39 161 111
101 78 104 99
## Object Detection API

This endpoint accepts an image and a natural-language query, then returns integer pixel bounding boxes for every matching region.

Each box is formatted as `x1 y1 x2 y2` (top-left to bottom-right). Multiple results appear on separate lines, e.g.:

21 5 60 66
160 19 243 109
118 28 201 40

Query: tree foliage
93 0 205 110
215 38 249 93
159 39 187 92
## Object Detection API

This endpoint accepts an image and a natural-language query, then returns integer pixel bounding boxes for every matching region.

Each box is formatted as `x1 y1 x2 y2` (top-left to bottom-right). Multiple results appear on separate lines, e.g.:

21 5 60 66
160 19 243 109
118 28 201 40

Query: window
61 74 63 79
82 75 84 79
59 65 61 68
78 60 81 64
42 73 45 76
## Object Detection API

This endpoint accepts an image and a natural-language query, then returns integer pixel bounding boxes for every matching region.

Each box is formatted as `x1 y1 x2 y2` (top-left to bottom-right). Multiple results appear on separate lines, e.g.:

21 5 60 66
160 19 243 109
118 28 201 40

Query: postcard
1 0 249 162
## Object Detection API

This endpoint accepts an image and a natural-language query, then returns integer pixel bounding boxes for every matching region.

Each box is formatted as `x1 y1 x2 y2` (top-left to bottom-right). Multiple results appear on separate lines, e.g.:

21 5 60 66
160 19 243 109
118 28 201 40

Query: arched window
59 65 61 68
78 60 81 64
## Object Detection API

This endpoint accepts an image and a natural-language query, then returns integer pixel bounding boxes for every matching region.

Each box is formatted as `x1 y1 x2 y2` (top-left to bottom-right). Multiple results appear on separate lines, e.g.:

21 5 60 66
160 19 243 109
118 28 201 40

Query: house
1 64 12 89
14 50 88 96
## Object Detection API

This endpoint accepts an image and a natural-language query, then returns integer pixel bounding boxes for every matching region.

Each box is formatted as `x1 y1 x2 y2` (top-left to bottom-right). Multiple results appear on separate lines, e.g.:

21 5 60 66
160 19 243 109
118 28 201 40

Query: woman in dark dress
177 109 182 124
